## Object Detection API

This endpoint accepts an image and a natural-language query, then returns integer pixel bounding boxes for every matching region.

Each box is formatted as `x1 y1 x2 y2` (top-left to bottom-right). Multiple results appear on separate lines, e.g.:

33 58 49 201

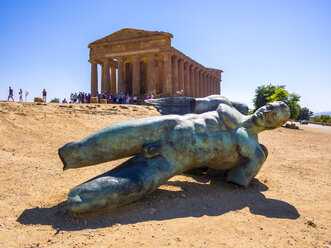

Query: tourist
119 93 124 104
113 94 117 104
74 93 78 103
8 87 14 101
19 88 23 102
151 93 154 99
120 92 125 102
62 98 68 103
125 94 131 104
42 89 47 102
146 94 150 100
78 92 82 103
133 95 137 104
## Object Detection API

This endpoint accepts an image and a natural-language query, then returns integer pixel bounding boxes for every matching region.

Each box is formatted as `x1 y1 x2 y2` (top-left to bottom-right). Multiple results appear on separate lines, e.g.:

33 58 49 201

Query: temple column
207 74 211 95
204 72 208 96
146 54 156 94
201 72 205 97
90 61 98 94
110 66 117 94
190 65 195 97
214 78 217 94
101 59 110 93
195 68 200 97
209 75 213 95
117 57 125 94
205 74 209 96
212 77 216 94
157 58 163 94
132 55 140 95
162 53 172 94
211 77 214 95
184 62 190 96
178 59 184 92
199 70 204 97
172 56 179 93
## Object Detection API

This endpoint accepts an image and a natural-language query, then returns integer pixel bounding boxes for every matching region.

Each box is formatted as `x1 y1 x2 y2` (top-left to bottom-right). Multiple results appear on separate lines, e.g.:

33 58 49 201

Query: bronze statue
58 96 290 214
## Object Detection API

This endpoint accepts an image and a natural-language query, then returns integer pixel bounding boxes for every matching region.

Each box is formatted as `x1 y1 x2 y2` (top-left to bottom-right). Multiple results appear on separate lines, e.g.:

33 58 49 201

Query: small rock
180 193 186 198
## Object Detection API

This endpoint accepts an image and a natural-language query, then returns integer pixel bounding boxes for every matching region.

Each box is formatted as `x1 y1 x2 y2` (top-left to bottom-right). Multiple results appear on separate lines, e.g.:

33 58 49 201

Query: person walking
8 87 14 101
42 89 47 102
19 88 23 102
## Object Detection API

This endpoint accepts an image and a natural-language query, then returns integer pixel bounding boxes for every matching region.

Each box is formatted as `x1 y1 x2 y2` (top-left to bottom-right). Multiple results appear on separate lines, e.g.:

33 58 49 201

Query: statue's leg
67 154 177 214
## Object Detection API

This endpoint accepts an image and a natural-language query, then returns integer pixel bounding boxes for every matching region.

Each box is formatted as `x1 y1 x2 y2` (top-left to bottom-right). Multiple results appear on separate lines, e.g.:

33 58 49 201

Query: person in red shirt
42 89 47 102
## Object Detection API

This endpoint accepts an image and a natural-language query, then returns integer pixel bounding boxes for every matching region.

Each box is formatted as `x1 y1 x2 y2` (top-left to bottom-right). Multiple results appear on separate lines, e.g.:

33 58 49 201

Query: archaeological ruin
88 28 222 97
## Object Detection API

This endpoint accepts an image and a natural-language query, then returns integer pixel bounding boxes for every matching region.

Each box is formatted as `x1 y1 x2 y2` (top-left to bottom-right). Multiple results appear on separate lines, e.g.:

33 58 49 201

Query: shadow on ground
17 177 299 231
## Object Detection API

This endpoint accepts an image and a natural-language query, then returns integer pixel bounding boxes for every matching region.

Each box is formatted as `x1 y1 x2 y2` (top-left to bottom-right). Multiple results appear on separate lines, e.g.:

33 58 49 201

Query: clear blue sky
0 0 330 112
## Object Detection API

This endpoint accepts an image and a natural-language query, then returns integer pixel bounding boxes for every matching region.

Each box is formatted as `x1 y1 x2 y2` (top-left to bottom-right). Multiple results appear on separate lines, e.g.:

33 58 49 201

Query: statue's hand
142 142 162 158
217 104 241 130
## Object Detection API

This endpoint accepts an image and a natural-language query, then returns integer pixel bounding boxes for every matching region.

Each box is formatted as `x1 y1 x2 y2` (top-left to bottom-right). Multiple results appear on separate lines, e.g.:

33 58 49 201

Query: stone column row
90 60 117 95
166 56 221 97
90 56 221 97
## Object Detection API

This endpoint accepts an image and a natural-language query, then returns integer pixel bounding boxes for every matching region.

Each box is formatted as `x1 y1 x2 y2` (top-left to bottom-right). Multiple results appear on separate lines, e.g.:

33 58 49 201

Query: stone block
90 97 98 103
34 97 43 103
100 99 107 104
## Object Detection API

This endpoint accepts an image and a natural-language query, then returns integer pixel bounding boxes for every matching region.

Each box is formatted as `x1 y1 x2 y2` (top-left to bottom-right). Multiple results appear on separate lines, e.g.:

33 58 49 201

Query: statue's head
252 101 290 130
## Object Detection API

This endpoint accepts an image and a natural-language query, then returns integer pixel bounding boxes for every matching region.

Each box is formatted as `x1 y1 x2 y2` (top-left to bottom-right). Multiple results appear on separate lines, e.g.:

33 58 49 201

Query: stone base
90 97 98 103
34 97 43 103
100 99 107 104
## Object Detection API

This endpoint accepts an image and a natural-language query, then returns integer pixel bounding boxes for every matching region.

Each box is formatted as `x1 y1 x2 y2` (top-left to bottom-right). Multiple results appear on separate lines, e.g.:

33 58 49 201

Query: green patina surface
58 96 290 214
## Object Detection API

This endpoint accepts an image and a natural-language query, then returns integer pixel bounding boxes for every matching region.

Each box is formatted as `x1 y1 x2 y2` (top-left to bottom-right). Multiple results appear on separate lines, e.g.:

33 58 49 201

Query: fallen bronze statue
58 95 290 214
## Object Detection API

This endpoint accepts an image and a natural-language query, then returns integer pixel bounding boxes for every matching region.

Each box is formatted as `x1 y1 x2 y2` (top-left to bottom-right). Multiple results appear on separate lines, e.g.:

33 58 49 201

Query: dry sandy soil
0 102 330 248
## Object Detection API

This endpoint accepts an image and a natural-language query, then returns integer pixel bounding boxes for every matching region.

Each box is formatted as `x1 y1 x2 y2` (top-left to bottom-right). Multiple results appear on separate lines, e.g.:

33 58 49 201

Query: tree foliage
297 107 313 120
50 98 59 103
253 84 285 110
253 84 301 119
310 115 331 123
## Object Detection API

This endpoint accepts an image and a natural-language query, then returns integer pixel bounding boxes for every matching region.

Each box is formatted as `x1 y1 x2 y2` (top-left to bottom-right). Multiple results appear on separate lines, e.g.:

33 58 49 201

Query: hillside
0 102 330 248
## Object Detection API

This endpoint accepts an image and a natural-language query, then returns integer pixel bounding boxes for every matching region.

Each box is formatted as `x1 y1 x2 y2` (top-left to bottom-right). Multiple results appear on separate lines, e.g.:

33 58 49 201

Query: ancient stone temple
88 28 222 97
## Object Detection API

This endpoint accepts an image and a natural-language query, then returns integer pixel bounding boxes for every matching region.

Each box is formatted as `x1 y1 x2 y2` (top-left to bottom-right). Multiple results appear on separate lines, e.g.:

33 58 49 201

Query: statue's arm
226 158 264 187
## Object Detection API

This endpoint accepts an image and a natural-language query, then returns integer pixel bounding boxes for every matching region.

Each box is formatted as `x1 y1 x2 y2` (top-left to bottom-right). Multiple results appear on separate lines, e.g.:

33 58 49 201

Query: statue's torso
159 108 260 172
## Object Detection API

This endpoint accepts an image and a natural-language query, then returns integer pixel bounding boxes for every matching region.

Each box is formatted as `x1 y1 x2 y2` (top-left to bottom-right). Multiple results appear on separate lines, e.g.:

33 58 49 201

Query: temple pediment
89 28 173 47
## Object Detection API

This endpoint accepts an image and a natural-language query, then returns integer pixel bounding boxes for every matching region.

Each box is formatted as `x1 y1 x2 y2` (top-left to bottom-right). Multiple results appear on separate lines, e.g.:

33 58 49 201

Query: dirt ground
0 102 330 248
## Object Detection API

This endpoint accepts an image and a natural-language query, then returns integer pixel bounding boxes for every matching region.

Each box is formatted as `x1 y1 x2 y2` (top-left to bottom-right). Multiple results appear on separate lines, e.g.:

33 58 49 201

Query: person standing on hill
42 89 47 102
8 87 14 101
19 88 23 102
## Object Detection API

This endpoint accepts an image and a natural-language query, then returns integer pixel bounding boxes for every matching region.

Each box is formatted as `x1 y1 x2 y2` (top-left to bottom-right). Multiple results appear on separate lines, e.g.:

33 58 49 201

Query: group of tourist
7 86 153 105
67 92 154 104
7 86 44 103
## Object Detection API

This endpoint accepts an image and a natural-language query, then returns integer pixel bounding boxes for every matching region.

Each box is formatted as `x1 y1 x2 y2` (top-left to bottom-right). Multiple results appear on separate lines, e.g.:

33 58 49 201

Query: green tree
313 115 331 123
297 107 313 120
253 84 285 110
253 84 301 119
50 98 59 103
